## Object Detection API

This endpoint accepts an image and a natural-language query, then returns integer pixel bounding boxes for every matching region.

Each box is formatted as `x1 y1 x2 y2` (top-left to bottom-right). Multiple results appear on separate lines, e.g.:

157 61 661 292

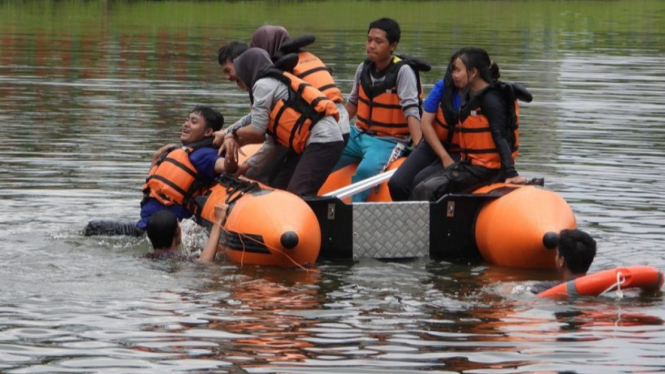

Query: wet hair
146 210 179 250
191 106 224 132
558 229 597 274
457 47 501 83
217 42 249 65
368 17 401 44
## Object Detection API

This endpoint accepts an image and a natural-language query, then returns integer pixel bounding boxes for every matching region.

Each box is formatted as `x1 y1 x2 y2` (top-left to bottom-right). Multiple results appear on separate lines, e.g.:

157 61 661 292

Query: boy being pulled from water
144 204 227 262
84 106 230 237
529 229 597 294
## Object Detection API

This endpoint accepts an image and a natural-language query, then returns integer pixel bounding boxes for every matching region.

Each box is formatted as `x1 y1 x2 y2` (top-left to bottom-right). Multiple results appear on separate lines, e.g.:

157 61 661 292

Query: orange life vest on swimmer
457 81 531 169
262 68 340 154
433 83 461 155
274 36 344 104
356 55 430 137
142 139 214 207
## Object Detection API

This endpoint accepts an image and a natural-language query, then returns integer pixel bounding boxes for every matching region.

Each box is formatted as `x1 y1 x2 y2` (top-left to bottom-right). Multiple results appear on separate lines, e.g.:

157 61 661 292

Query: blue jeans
334 126 405 202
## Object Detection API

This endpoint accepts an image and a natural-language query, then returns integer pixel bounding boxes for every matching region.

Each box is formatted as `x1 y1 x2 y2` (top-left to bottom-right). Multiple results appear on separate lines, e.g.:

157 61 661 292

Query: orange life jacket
142 144 212 206
356 55 429 137
294 51 344 104
263 68 340 154
433 83 461 154
458 83 521 169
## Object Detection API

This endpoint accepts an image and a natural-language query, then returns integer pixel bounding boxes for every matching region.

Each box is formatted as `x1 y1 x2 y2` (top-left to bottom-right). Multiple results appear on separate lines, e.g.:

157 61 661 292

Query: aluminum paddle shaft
323 169 396 200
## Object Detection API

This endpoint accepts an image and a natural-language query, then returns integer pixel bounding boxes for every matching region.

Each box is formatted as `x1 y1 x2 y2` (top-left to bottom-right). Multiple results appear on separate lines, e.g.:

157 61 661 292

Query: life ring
537 265 664 298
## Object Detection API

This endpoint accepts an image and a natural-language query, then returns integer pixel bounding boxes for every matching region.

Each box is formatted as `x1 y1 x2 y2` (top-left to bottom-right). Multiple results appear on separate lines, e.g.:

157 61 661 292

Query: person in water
221 48 344 197
144 204 227 262
529 229 597 294
334 17 425 202
388 50 464 201
84 106 227 236
411 47 528 201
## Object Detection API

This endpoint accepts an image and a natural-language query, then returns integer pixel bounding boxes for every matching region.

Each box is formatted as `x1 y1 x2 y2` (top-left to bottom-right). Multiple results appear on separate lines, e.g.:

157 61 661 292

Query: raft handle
446 201 455 217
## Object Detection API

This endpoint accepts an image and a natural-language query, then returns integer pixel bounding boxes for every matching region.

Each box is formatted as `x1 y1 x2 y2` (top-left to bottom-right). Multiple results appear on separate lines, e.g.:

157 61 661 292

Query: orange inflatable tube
473 184 577 269
538 266 664 298
197 178 320 268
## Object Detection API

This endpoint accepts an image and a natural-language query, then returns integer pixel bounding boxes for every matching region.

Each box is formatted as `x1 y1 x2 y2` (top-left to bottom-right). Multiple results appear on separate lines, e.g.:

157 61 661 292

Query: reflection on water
1 0 665 372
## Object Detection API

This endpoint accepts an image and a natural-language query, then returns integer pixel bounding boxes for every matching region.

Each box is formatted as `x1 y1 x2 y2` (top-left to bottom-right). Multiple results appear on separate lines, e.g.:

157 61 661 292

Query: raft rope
214 221 317 273
235 231 318 273
210 176 317 272
599 271 626 298
237 231 247 267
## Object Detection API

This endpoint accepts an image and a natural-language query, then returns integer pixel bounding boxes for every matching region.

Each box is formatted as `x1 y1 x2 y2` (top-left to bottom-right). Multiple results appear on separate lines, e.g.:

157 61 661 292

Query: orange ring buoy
537 265 664 298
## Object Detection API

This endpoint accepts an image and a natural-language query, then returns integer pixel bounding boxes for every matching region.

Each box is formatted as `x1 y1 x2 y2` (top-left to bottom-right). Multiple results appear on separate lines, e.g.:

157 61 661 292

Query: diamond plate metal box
352 202 430 259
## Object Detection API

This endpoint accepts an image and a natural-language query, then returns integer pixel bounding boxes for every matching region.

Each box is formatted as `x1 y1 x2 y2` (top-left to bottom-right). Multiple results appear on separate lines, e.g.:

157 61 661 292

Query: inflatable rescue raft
194 144 577 268
310 158 576 269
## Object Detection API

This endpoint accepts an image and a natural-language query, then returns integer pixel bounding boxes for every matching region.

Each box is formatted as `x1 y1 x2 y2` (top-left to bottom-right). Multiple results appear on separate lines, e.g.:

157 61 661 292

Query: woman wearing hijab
223 48 345 197
249 25 350 142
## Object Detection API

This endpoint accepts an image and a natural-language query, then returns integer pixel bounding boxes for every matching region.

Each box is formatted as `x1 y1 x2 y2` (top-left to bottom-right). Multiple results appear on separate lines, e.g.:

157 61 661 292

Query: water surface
1 1 665 372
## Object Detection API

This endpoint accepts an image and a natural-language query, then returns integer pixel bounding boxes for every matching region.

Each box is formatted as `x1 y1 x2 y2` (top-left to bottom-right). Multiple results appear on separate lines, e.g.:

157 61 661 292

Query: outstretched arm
198 204 228 263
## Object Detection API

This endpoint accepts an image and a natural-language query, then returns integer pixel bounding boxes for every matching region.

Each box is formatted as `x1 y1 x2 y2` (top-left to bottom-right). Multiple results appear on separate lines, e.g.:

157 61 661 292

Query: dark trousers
271 141 345 197
84 220 144 237
410 160 503 202
246 146 290 185
388 141 459 201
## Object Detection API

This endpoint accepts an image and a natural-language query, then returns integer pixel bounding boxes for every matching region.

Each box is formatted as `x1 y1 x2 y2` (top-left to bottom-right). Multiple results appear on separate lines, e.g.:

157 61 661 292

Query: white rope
599 271 626 298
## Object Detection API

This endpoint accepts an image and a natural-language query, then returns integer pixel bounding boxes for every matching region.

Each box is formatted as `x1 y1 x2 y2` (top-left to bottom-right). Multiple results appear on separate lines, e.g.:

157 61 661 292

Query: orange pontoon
194 176 320 268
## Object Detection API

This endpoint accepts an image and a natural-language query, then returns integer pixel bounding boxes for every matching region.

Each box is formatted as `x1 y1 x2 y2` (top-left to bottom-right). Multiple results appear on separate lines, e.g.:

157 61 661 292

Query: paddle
323 169 397 200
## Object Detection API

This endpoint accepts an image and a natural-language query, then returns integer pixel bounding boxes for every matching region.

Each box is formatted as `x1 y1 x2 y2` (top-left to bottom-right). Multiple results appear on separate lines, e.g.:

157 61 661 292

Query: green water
1 1 665 373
